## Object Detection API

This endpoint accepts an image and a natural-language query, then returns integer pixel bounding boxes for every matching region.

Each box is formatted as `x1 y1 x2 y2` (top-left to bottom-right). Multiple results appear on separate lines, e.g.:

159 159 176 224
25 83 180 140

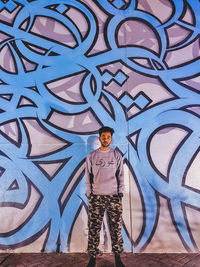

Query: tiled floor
0 252 200 266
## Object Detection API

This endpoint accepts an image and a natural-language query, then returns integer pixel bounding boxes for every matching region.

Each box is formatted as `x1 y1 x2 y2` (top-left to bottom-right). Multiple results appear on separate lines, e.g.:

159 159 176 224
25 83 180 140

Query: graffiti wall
0 0 200 253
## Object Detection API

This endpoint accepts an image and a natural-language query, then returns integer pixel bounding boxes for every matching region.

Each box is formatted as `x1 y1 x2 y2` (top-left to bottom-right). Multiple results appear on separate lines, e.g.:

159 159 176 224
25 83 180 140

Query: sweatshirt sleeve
85 153 92 196
116 151 124 194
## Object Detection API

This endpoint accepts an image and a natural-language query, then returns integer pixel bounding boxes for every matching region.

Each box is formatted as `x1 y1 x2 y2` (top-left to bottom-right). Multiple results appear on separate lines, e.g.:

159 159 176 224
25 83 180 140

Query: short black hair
99 126 114 136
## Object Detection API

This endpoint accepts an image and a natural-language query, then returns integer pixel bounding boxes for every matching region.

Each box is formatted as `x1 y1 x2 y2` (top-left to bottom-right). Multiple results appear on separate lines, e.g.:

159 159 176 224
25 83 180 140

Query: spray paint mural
0 0 200 253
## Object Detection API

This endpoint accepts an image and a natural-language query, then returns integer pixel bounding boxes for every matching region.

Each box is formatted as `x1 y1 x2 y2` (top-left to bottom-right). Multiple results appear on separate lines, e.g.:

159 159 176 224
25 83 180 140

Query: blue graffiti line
0 0 17 12
0 0 199 252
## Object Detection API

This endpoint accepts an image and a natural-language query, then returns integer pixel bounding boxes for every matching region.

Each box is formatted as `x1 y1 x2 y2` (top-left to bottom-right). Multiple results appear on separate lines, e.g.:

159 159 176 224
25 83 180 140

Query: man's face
99 131 112 148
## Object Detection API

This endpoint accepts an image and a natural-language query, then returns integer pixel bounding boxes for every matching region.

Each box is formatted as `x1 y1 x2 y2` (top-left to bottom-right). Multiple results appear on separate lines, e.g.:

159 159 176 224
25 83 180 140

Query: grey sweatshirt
85 148 124 196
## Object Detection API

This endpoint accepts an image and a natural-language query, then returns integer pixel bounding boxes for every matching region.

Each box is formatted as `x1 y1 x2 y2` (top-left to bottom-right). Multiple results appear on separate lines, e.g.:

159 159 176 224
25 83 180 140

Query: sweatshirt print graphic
85 148 124 196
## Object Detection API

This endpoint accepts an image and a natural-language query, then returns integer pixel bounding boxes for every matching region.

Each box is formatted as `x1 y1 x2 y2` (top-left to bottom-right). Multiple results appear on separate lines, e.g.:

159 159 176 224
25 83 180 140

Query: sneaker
86 256 96 267
115 254 125 267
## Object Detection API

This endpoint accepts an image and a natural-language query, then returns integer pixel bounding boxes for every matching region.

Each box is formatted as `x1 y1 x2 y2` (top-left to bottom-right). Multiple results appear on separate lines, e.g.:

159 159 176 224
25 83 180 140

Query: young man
85 126 125 267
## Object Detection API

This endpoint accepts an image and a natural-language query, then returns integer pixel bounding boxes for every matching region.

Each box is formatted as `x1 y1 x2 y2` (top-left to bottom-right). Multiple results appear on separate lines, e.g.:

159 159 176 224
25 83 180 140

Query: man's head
98 126 114 150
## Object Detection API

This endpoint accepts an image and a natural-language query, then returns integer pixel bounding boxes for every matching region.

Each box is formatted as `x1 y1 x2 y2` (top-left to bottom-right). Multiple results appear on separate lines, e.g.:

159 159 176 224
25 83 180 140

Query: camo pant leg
87 195 106 257
106 195 124 255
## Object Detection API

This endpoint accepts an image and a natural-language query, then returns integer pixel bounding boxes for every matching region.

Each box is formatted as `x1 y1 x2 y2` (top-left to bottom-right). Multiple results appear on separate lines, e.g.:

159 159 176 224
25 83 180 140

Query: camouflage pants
87 195 123 257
